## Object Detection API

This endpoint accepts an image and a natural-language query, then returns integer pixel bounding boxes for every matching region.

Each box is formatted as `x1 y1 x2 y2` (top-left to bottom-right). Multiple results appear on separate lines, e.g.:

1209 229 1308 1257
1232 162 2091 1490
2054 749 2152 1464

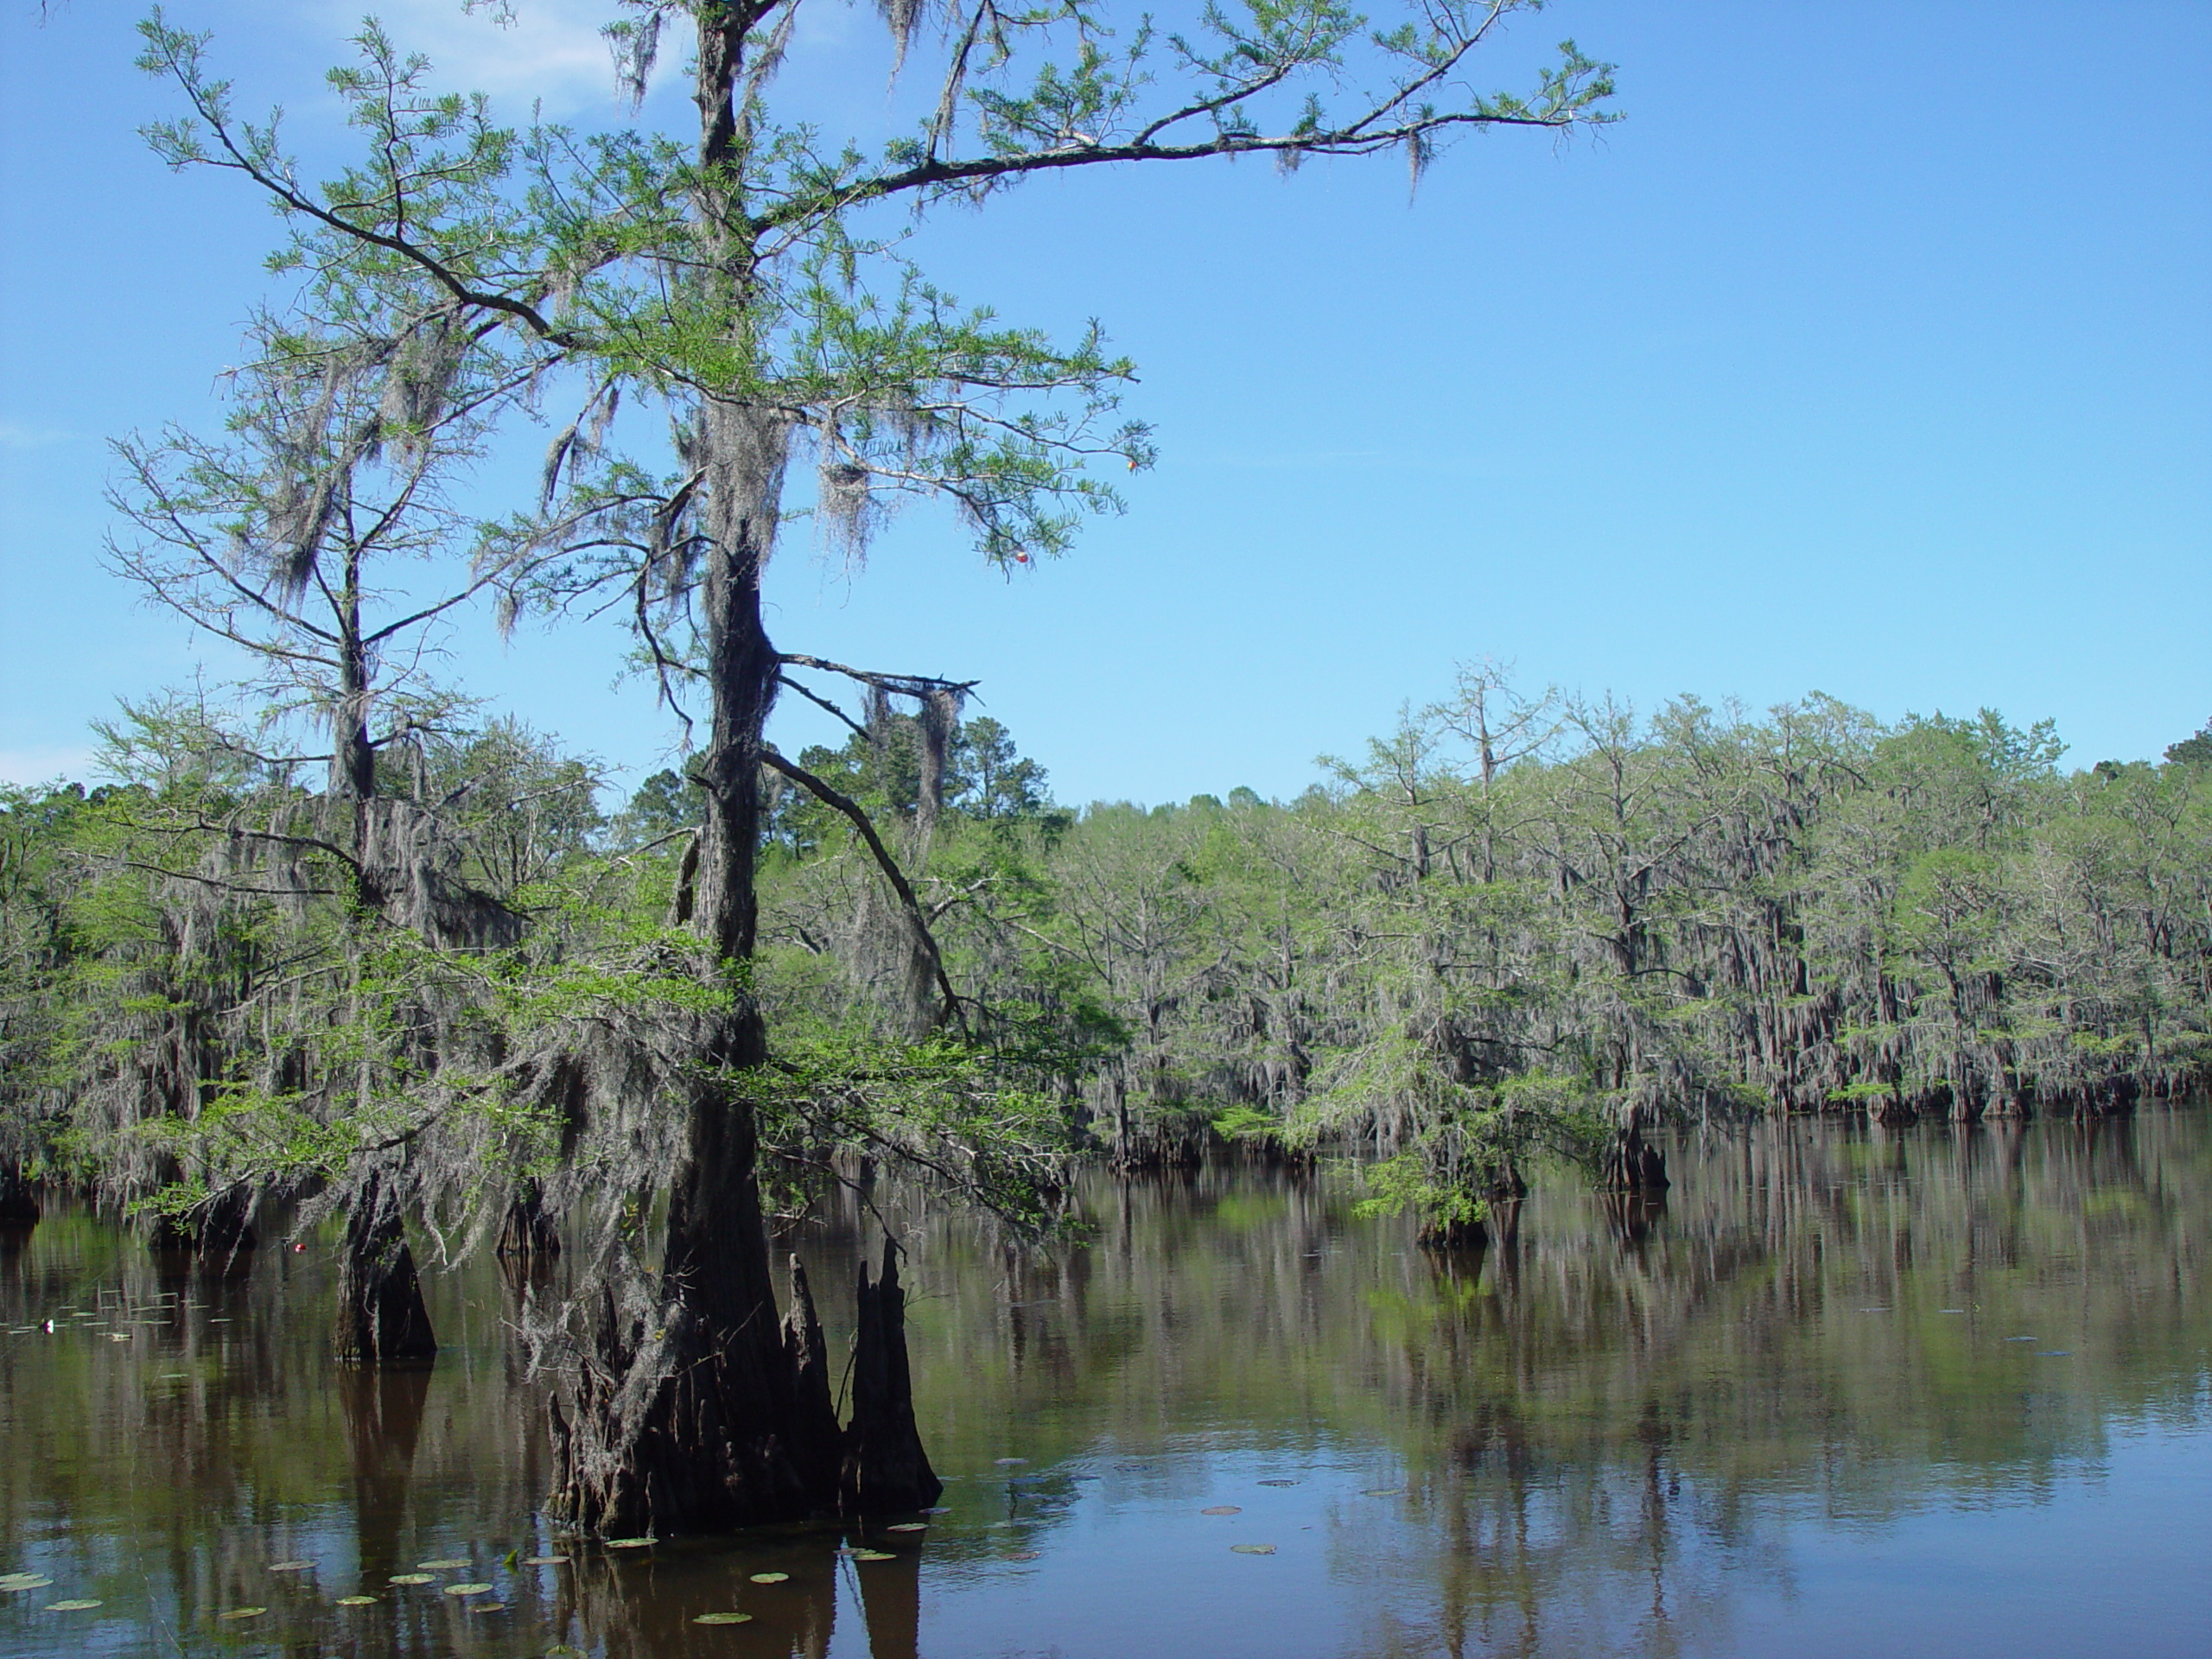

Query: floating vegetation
523 1555 571 1567
605 1537 657 1550
442 1582 494 1597
1200 1506 1242 1516
386 1573 435 1586
46 1599 104 1612
1256 1478 1299 1487
1230 1544 1277 1555
693 1612 753 1625
217 1606 265 1620
336 1596 378 1607
850 1550 898 1562
472 1601 507 1613
922 1506 951 1515
747 1573 789 1585
885 1522 927 1533
416 1558 469 1570
0 1574 55 1592
1362 1489 1407 1497
268 1560 314 1573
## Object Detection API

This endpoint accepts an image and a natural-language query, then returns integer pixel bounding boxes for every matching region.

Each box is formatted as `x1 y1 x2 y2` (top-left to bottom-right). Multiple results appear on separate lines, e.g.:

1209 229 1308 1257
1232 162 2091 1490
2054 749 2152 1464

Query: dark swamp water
2 1110 2209 1659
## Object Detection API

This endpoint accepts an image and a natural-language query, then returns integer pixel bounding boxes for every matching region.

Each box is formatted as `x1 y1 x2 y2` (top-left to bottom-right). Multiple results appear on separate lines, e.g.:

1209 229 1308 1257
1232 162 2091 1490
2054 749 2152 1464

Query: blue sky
3 0 2207 805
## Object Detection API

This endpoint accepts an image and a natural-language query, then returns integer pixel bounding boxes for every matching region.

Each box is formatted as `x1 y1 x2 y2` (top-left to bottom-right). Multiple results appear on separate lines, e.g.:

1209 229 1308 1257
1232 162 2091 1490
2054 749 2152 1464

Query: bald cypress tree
137 0 1616 1532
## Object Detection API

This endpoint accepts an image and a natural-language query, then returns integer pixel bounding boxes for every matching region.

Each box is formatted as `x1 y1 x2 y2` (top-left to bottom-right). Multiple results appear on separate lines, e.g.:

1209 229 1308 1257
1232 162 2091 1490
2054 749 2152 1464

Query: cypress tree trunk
545 16 939 1536
546 400 831 1533
334 1165 436 1365
841 1238 944 1515
1417 1214 1489 1251
1599 1119 1670 1192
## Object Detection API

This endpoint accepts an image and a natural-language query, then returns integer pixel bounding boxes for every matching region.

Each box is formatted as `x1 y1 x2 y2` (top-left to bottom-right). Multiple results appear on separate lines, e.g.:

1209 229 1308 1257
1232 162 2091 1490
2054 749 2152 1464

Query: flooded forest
0 0 2207 1653
4 684 2210 1656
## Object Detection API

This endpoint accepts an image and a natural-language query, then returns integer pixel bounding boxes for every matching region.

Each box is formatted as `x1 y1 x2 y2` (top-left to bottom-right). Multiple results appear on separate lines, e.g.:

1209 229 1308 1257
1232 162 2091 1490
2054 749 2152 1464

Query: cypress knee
840 1237 942 1515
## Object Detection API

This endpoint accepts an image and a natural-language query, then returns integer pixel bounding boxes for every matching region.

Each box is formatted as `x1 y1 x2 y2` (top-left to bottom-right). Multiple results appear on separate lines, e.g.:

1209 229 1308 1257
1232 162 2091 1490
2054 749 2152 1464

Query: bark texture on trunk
841 1238 944 1515
334 1166 437 1365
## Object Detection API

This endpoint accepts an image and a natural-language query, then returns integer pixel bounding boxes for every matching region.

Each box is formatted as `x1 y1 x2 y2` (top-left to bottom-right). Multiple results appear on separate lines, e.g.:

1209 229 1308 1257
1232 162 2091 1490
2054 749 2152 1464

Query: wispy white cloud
273 0 647 113
0 420 79 449
0 747 94 787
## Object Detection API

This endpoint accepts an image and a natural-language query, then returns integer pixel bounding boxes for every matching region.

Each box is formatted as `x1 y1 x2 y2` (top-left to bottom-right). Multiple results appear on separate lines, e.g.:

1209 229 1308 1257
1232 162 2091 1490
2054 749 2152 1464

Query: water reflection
0 1111 2205 1656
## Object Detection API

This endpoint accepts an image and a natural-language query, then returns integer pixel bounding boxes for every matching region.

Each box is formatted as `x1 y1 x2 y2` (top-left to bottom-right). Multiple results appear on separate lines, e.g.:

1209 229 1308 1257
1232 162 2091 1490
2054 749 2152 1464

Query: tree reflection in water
0 1108 2203 1657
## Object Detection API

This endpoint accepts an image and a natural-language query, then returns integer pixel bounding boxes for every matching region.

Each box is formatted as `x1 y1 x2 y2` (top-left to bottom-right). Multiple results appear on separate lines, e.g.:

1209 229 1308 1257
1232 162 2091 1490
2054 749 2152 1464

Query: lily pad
1200 1506 1242 1516
217 1606 265 1620
605 1536 657 1550
850 1550 898 1562
471 1601 507 1613
885 1522 927 1533
0 1575 55 1592
268 1560 315 1573
336 1596 378 1607
523 1555 571 1567
693 1612 754 1625
747 1573 789 1585
442 1582 494 1597
387 1573 435 1586
1230 1544 1277 1555
416 1558 470 1570
47 1599 105 1611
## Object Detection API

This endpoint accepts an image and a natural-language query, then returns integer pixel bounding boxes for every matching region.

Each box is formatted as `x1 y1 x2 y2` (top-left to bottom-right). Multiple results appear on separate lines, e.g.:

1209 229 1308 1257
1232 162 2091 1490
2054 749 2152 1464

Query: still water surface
1 1110 2207 1658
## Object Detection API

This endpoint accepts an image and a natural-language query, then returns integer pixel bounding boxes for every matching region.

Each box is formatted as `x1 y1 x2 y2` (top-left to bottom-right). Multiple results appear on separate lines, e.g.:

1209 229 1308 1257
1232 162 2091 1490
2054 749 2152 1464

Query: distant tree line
8 686 2208 1255
742 679 2212 1236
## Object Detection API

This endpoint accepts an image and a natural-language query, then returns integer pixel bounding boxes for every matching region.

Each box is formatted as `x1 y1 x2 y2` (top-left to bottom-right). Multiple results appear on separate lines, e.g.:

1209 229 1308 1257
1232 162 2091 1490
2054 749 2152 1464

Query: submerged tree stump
334 1169 436 1366
840 1237 943 1515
